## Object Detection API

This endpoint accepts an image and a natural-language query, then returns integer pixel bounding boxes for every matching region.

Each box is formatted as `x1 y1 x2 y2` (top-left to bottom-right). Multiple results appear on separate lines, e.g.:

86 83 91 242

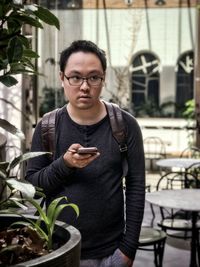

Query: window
175 50 194 117
130 51 160 117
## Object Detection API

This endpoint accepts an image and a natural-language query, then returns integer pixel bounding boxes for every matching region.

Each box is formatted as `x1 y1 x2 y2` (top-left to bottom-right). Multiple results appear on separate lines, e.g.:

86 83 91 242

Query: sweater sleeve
118 113 145 260
25 121 75 195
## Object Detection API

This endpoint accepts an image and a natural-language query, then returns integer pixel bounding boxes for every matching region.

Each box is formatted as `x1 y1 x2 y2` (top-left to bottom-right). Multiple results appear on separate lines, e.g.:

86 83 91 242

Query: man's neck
67 101 107 125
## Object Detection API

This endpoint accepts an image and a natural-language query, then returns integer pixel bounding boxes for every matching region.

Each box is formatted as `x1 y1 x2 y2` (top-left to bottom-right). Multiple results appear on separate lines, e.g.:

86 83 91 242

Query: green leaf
33 5 60 30
7 36 23 63
6 179 36 198
9 151 51 170
0 118 25 139
49 203 79 237
0 169 7 179
9 197 29 210
0 162 9 172
13 14 43 29
18 35 29 48
25 197 49 226
23 49 39 58
0 75 18 87
47 196 79 237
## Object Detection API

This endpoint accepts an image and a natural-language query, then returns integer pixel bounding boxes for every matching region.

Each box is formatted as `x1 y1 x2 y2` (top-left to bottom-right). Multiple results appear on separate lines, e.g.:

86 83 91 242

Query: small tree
0 0 60 87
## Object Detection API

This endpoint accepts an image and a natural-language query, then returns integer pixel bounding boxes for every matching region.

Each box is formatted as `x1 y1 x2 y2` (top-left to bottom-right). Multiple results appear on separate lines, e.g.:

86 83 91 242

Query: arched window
175 50 194 117
130 51 160 117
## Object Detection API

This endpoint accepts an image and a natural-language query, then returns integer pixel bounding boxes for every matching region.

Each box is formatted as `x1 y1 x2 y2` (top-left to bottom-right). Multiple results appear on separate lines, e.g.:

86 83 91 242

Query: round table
156 158 200 169
146 189 200 267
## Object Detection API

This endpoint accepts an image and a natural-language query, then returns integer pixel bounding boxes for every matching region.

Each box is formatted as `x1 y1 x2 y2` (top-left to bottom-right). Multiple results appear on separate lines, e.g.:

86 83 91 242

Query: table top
156 157 200 169
146 189 200 212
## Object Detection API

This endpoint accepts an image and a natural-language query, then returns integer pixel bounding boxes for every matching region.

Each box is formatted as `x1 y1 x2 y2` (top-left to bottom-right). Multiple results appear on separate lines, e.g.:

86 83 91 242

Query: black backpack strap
38 108 59 213
41 108 60 157
103 101 128 177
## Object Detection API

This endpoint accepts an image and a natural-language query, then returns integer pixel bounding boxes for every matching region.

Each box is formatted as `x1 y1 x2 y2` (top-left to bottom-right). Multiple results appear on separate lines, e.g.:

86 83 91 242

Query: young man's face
60 51 105 110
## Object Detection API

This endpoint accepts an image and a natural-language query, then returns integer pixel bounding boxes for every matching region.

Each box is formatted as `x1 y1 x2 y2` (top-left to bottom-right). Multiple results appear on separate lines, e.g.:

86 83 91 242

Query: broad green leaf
47 196 79 237
33 5 60 30
0 75 18 87
49 203 79 236
12 14 43 29
0 162 9 172
47 196 66 220
7 36 23 63
25 197 48 225
0 97 30 121
0 118 25 139
9 151 51 170
9 197 29 210
18 35 29 48
23 49 39 58
7 17 22 34
7 179 36 198
0 169 7 179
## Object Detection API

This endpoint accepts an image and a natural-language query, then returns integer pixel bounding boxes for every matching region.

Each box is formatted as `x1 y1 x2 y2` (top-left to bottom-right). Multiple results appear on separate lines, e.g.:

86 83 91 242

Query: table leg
190 212 198 267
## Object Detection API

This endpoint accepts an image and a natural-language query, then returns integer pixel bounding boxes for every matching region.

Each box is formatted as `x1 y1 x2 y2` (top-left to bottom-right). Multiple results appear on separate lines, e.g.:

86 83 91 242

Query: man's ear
60 71 64 81
59 71 64 87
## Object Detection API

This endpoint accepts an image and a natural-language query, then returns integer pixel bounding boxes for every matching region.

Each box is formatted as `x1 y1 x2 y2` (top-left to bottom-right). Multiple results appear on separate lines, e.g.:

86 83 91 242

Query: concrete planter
0 214 81 267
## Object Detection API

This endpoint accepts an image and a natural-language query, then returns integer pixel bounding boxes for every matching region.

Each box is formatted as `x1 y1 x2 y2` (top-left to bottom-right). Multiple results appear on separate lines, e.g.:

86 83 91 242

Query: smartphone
77 147 98 154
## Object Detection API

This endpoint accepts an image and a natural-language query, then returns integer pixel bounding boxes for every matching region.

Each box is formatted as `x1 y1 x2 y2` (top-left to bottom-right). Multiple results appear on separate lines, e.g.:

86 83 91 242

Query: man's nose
80 79 90 90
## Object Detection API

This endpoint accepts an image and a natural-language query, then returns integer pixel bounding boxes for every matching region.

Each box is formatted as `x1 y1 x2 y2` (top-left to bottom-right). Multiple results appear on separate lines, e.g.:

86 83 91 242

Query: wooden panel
82 0 197 9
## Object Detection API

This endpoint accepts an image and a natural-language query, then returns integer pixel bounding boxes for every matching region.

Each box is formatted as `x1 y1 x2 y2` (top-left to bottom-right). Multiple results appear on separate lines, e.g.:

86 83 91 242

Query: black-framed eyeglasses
64 75 104 87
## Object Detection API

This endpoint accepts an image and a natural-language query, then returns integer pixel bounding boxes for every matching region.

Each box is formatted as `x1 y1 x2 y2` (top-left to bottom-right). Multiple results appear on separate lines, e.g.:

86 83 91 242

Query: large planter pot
0 214 81 267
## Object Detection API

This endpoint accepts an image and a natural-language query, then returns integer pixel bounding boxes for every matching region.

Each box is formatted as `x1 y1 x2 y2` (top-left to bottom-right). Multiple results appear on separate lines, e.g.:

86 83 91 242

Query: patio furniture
144 136 166 172
146 189 200 267
138 226 167 267
155 170 200 240
180 146 200 159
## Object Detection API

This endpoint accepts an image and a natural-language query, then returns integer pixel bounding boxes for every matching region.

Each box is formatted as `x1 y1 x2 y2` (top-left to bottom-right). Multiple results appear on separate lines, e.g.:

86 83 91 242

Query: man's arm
119 113 145 261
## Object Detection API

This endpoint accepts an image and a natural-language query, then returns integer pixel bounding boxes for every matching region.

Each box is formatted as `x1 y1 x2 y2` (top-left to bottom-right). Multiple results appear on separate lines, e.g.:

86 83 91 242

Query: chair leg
153 239 166 267
150 204 155 227
197 230 200 266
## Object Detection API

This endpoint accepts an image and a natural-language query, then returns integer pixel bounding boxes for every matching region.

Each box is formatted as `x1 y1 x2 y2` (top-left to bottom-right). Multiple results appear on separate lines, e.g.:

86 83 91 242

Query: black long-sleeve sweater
25 105 145 260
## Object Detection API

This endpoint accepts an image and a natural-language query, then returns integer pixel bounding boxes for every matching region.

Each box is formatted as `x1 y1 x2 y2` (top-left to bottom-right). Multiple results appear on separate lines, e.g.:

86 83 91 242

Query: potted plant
0 147 81 267
0 1 81 266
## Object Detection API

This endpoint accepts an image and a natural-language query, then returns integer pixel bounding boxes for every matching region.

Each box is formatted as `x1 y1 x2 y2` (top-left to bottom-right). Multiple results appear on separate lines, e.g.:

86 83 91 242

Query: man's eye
89 76 100 81
71 76 81 81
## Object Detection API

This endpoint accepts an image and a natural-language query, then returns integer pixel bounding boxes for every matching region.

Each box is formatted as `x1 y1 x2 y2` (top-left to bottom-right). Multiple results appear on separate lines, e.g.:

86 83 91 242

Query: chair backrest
156 171 199 191
143 136 166 159
180 146 200 159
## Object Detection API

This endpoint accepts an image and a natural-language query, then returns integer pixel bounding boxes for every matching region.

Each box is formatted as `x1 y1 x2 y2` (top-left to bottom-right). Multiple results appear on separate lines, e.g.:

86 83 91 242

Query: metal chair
155 171 200 240
137 185 167 267
143 136 166 172
138 226 167 267
180 146 200 159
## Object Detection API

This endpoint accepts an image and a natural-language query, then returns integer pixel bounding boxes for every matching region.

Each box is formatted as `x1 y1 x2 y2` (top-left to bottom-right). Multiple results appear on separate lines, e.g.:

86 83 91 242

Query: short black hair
59 40 107 72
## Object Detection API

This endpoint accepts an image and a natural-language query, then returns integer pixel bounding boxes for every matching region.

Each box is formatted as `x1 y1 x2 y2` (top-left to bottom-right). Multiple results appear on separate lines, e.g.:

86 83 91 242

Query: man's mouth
78 95 91 99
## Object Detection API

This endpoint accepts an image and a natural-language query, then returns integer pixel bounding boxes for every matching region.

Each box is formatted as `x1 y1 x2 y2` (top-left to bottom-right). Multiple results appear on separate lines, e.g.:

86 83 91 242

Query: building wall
38 7 195 105
36 6 196 152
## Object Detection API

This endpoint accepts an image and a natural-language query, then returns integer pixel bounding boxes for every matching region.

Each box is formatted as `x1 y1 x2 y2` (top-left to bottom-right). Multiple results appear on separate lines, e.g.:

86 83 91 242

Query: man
26 40 145 267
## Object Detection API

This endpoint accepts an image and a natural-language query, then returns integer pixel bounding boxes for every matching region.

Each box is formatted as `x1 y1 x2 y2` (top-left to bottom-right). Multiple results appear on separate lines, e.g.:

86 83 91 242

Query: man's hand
63 143 100 168
119 250 133 267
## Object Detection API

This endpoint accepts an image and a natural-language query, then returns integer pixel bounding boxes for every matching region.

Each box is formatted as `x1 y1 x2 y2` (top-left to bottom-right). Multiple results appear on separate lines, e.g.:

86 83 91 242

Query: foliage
182 99 195 120
0 2 79 263
0 147 79 258
0 151 49 210
182 99 195 146
39 86 66 117
0 0 60 87
12 196 79 250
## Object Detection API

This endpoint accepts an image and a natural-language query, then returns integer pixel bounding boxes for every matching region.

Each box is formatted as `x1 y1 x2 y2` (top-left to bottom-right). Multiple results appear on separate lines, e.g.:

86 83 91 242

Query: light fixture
124 0 133 6
66 0 80 8
155 0 166 5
